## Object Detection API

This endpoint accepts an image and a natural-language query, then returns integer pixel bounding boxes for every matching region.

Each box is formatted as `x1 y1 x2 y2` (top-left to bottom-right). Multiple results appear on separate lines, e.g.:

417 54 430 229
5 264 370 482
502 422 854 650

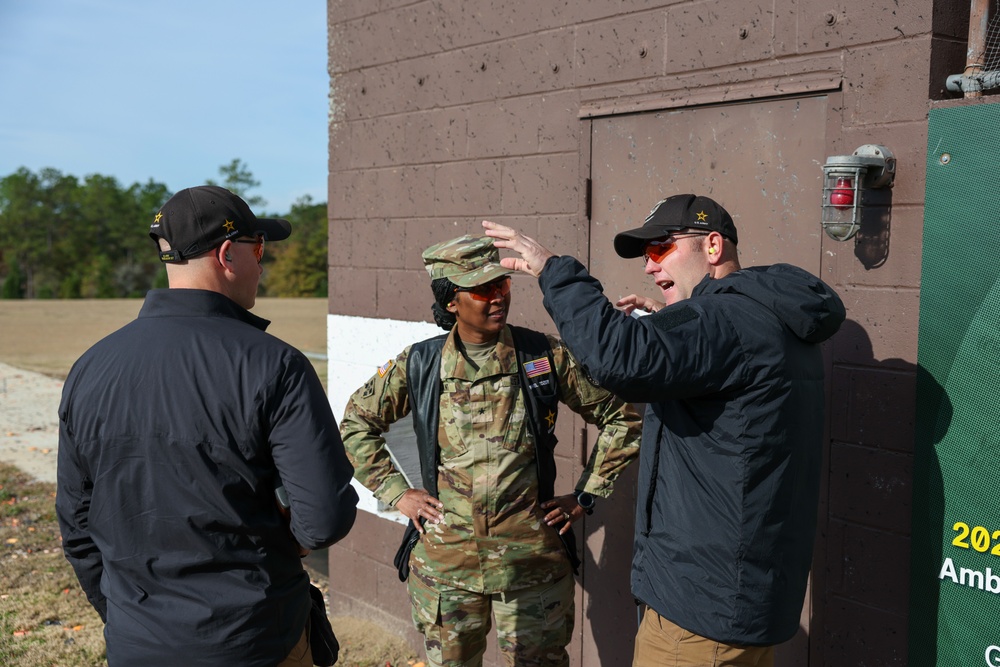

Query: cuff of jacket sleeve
375 475 412 506
575 473 614 499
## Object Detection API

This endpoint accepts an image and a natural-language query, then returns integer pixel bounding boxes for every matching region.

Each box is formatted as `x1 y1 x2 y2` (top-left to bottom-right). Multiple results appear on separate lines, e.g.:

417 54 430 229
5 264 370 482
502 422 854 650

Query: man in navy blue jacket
57 186 358 667
485 194 845 667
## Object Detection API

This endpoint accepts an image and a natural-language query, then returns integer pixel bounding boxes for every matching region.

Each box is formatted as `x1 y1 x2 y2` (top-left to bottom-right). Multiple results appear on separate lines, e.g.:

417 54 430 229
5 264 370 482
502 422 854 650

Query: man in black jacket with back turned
485 194 845 667
57 186 358 667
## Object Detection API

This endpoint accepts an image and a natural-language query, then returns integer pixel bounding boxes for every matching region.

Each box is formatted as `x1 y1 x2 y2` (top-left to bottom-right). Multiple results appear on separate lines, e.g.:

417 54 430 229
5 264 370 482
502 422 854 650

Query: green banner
911 103 1000 667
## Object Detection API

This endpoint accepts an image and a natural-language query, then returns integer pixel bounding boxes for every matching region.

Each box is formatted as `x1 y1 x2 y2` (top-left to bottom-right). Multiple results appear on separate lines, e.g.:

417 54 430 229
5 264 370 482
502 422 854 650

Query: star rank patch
377 359 394 377
361 377 375 398
523 357 551 378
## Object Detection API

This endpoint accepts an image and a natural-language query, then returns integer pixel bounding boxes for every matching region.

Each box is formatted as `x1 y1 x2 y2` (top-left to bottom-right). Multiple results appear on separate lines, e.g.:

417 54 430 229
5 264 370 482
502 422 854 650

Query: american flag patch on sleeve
377 359 394 377
523 357 551 378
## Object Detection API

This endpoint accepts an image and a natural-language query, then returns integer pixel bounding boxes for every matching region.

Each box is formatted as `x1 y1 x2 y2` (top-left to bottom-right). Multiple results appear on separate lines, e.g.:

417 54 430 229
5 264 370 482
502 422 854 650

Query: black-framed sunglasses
233 234 265 263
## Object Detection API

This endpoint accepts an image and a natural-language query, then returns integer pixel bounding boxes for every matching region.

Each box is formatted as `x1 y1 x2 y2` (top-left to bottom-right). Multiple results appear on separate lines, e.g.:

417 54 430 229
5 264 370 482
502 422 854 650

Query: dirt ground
0 297 418 667
0 297 332 483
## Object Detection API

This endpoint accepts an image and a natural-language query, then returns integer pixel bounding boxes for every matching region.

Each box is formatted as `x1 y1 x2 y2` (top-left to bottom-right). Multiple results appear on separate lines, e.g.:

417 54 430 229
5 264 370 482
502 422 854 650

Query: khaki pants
277 626 313 667
408 572 575 667
632 607 774 667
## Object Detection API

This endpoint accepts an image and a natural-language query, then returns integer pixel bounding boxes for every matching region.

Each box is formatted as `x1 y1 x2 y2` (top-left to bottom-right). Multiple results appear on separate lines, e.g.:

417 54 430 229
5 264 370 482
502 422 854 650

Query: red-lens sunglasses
234 234 265 263
642 232 709 264
454 276 511 302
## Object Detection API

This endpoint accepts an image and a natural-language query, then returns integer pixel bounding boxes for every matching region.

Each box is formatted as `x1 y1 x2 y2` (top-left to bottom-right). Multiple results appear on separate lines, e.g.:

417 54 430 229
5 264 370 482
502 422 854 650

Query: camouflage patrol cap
422 235 513 288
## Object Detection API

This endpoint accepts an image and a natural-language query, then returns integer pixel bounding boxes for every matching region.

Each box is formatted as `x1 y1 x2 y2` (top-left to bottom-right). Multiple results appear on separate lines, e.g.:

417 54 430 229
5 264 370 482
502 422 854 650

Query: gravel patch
0 363 62 484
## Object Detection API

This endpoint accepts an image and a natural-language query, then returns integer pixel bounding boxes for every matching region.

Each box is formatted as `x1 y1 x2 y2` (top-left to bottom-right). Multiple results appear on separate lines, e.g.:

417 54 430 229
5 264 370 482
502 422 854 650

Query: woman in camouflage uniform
340 235 641 667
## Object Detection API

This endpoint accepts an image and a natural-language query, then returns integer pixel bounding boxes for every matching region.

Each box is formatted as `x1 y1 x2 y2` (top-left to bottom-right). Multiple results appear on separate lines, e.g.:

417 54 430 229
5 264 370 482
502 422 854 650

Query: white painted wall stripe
327 313 442 521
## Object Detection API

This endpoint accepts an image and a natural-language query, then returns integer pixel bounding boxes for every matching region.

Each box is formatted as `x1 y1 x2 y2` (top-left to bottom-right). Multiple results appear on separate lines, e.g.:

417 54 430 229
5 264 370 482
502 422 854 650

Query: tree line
0 159 328 299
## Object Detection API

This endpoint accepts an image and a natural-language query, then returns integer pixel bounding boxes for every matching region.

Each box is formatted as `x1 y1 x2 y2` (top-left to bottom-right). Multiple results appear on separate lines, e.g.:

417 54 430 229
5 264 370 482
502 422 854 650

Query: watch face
577 492 595 508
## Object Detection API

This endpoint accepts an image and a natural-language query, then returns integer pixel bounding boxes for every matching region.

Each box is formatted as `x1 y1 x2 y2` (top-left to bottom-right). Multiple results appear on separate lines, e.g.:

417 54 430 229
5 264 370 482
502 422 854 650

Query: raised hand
616 294 664 315
482 220 556 278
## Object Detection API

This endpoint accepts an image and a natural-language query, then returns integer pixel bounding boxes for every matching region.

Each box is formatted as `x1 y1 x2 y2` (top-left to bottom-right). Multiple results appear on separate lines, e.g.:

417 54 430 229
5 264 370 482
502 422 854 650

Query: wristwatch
575 491 596 515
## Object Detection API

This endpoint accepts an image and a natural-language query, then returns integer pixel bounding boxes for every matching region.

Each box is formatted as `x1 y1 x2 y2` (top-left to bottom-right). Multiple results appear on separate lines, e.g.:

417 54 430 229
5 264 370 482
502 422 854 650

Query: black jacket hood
696 263 846 344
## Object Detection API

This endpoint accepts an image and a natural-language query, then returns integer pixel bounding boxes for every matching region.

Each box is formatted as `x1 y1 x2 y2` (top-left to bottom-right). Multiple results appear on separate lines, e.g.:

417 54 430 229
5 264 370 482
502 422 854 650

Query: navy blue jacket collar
139 289 271 332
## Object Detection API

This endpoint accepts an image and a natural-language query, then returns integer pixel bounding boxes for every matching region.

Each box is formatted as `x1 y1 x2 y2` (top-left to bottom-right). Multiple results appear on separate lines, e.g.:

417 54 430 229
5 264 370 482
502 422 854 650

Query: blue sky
0 1 329 214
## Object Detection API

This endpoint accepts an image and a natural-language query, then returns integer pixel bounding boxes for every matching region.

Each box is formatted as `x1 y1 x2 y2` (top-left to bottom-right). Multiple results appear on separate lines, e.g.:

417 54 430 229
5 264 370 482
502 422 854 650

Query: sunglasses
234 234 265 263
454 276 511 302
642 232 709 264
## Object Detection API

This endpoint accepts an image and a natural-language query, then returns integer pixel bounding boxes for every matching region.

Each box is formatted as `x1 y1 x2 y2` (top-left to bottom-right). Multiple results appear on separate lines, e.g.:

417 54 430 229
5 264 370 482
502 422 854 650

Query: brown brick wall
327 1 973 664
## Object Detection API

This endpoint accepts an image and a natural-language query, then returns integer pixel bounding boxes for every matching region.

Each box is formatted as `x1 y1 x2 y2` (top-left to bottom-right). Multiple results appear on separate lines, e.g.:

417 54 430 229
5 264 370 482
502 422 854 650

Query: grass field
0 297 417 667
0 297 329 382
0 463 107 667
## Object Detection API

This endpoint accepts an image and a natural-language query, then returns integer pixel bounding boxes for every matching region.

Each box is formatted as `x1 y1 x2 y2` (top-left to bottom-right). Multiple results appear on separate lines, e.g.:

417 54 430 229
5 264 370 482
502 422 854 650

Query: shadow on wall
583 459 641 666
853 188 892 270
910 363 949 666
827 319 950 665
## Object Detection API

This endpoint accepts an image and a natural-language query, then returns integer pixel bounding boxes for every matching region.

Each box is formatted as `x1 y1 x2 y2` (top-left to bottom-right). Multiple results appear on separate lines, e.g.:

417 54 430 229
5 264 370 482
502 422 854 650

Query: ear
705 232 724 263
216 240 234 270
446 296 459 314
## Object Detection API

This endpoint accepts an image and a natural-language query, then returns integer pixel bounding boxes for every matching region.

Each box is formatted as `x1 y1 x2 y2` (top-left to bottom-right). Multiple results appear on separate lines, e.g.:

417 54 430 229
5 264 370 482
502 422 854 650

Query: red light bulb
830 176 854 209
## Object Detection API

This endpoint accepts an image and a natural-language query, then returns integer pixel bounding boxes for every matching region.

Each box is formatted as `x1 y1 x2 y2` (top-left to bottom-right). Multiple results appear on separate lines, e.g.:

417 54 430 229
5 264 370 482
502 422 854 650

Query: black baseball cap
149 185 291 263
613 194 739 258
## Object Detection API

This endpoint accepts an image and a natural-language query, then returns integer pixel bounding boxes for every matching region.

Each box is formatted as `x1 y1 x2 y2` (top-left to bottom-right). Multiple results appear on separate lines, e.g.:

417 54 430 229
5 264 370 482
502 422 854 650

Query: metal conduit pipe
947 70 1000 93
947 0 993 96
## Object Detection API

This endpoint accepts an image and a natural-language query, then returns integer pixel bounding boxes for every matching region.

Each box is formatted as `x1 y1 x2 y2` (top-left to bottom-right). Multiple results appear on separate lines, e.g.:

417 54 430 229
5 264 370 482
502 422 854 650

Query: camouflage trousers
408 570 574 667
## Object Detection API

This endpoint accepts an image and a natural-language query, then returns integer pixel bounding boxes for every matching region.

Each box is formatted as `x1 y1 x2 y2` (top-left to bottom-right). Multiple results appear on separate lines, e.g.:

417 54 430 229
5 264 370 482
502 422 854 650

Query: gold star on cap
696 211 708 222
154 211 163 223
223 219 235 232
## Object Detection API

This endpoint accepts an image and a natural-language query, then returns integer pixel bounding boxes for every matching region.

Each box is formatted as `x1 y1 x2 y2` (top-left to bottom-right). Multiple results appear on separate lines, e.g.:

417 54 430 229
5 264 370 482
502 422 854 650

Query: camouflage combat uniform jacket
341 325 642 594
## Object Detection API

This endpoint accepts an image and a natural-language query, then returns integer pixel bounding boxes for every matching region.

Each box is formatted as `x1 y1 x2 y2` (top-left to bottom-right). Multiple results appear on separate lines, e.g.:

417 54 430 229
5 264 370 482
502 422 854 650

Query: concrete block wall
326 1 972 664
809 7 967 663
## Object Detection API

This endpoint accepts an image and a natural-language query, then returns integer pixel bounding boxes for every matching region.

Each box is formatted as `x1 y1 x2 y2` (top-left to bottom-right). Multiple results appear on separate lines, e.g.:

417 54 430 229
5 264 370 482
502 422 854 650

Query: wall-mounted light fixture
821 145 896 241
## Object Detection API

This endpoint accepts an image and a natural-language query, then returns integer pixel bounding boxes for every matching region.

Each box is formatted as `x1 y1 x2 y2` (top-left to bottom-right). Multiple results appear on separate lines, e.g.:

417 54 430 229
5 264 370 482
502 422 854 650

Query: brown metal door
581 96 828 667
